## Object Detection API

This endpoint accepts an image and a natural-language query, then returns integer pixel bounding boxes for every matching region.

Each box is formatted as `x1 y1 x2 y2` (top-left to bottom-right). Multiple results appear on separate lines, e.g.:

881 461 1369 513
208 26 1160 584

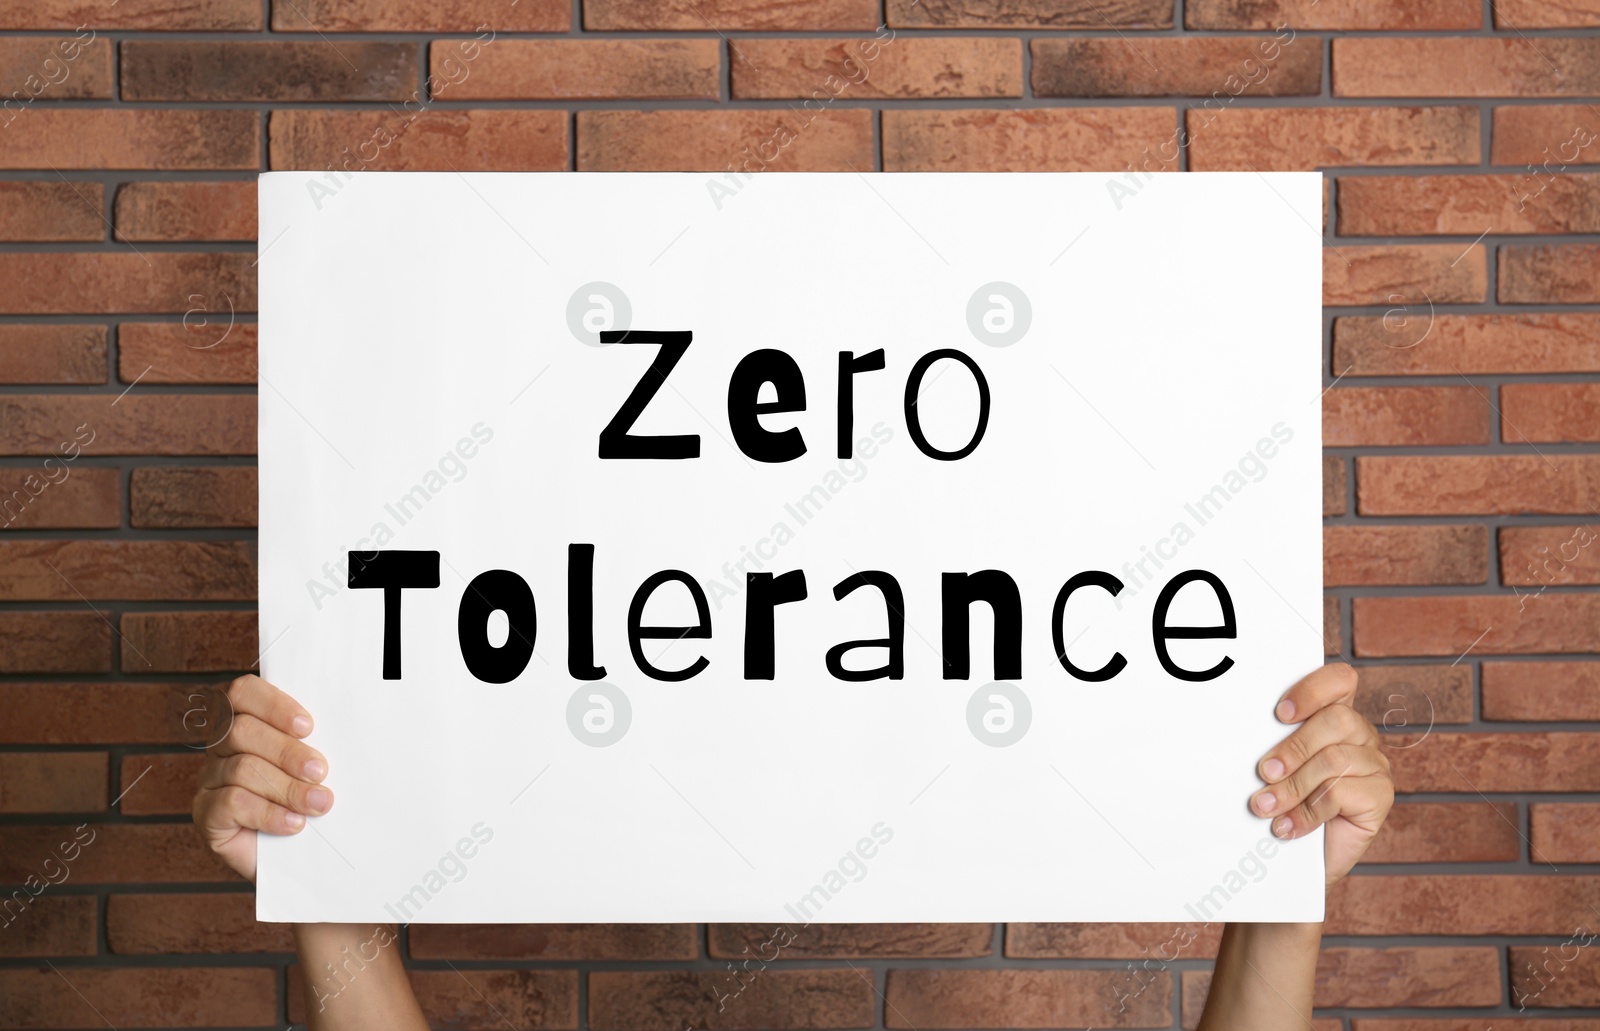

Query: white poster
256 171 1325 924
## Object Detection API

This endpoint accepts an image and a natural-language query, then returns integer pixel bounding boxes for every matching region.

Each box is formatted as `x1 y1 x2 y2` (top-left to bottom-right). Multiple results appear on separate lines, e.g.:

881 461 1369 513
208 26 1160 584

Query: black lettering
567 544 605 680
837 349 885 458
598 330 700 460
457 569 536 684
1051 571 1128 682
904 349 990 461
628 570 712 681
1152 569 1237 682
728 349 807 463
744 570 808 678
941 570 1021 680
349 550 440 680
826 571 905 681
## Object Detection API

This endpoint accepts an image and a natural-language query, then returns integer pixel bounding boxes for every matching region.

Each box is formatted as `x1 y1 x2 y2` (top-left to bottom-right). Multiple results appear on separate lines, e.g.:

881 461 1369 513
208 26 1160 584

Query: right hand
192 675 332 882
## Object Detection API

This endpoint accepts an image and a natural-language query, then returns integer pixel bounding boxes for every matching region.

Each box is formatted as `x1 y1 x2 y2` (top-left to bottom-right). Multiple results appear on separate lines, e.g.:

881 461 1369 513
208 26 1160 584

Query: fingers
194 783 307 837
225 674 314 738
202 752 333 819
208 712 326 783
1267 771 1394 841
1258 701 1375 785
1251 741 1388 830
1275 662 1358 725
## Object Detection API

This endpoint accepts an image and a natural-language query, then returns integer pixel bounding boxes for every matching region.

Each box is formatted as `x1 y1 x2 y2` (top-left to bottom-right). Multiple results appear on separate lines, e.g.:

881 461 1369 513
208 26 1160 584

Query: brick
441 40 719 100
122 40 418 102
272 109 568 172
588 0 876 30
591 970 874 1030
1355 1023 1600 1031
120 611 258 673
1323 457 1347 518
1357 456 1600 515
0 33 113 99
1325 596 1342 656
738 38 1021 99
118 753 203 815
1484 661 1600 719
578 109 873 172
1379 731 1600 791
1323 387 1489 447
0 109 257 170
118 322 257 384
1188 107 1478 170
1183 949 1497 1021
0 253 255 315
274 0 568 30
0 823 237 882
1337 174 1600 234
1502 525 1600 585
0 0 261 29
883 108 1174 172
1187 0 1480 28
290 967 578 1027
0 682 238 745
114 182 256 242
1501 244 1600 303
1497 0 1600 25
1006 922 1223 960
1335 315 1600 375
1182 975 1342 1031
131 466 256 528
1355 595 1600 656
0 896 97 957
412 924 698 961
709 924 991 959
1364 802 1520 862
1504 383 1600 444
0 466 120 529
1512 943 1600 1006
0 542 255 602
0 753 106 812
0 396 254 456
107 892 291 953
0 325 106 383
1328 875 1600 935
0 968 272 1026
887 0 1171 28
1355 664 1474 726
1324 245 1486 306
885 969 1167 1028
1491 104 1600 165
1325 525 1488 587
1531 804 1600 862
0 612 113 673
1336 38 1600 97
1033 37 1319 97
0 182 104 241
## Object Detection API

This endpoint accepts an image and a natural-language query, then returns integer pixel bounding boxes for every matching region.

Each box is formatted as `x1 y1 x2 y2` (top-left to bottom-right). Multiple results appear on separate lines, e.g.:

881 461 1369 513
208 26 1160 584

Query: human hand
1249 663 1394 889
192 675 332 882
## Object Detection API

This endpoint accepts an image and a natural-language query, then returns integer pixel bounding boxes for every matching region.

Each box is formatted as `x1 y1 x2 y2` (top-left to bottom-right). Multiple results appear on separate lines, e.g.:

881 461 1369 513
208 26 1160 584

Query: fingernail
285 811 306 829
1263 757 1285 780
1273 816 1293 838
1275 698 1296 722
291 714 313 737
1254 792 1276 815
303 758 327 782
306 788 332 814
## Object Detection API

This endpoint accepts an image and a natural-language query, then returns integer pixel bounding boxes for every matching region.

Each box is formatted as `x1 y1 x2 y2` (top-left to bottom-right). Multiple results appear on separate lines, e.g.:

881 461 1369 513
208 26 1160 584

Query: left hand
1250 663 1394 888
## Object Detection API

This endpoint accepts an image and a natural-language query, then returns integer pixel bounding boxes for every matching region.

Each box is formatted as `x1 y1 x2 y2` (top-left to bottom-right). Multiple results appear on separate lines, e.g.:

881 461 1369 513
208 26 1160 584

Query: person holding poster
192 662 1393 1030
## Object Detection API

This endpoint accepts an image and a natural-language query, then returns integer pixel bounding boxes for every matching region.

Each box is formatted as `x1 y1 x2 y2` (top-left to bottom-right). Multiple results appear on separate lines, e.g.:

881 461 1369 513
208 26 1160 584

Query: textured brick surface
3 7 1596 1028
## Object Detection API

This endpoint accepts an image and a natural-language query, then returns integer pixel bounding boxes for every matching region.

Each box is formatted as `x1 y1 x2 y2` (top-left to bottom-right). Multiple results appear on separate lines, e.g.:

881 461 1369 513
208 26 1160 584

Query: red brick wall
1 0 1597 1027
